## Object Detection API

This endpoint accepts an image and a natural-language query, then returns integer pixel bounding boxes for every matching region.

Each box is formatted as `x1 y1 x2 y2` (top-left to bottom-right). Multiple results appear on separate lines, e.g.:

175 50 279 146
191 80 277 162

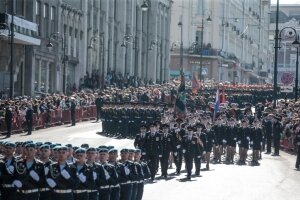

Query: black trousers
16 192 39 200
147 155 159 180
131 182 138 200
88 191 98 200
39 191 52 200
136 183 144 200
71 112 76 126
5 120 12 137
99 188 110 200
160 153 170 176
110 186 120 200
174 151 183 173
27 121 33 135
194 155 201 174
120 184 132 200
96 107 101 121
74 192 88 200
1 188 17 200
184 155 194 177
296 146 300 168
52 193 73 200
274 138 280 155
266 134 272 153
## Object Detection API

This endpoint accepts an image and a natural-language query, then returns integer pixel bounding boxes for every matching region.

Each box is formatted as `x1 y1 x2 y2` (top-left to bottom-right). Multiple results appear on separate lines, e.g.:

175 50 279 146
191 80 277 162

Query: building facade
170 0 271 84
0 0 172 97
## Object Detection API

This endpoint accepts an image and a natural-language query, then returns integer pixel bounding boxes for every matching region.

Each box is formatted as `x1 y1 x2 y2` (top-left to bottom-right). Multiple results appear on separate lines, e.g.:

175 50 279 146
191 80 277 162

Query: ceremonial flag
174 70 186 115
191 72 200 94
214 89 219 121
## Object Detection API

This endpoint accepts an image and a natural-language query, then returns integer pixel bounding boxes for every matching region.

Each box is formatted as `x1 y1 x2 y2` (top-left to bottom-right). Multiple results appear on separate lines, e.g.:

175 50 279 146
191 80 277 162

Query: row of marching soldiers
134 116 264 180
0 140 151 200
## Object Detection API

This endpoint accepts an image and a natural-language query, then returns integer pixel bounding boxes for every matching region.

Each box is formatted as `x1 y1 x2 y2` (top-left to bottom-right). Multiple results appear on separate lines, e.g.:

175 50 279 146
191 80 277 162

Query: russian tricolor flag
215 89 219 113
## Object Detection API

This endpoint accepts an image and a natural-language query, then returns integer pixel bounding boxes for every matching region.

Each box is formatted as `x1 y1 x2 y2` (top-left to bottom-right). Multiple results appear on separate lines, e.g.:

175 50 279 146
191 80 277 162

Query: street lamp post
178 22 183 74
295 47 299 101
46 32 67 94
273 0 280 108
121 35 136 75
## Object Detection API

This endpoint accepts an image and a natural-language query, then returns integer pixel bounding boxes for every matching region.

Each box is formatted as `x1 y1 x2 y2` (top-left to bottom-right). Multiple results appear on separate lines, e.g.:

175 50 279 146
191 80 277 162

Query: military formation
0 141 150 200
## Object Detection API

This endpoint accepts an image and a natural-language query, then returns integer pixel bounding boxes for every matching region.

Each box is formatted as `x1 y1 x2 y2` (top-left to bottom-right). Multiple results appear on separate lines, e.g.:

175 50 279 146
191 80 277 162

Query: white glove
212 140 215 143
7 166 14 174
159 155 162 158
93 172 97 180
238 140 241 144
142 152 146 155
124 166 130 175
29 170 40 182
182 149 186 154
174 152 178 156
234 138 237 141
260 142 263 146
61 169 71 179
197 156 201 158
247 137 250 141
250 141 253 145
78 173 86 183
12 180 22 188
223 139 227 143
104 169 110 180
203 151 206 154
46 178 56 188
44 167 49 176
176 145 181 149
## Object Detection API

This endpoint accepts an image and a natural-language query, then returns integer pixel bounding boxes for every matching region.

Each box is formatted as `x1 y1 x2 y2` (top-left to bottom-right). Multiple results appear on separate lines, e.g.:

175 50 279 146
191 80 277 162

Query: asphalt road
2 121 300 200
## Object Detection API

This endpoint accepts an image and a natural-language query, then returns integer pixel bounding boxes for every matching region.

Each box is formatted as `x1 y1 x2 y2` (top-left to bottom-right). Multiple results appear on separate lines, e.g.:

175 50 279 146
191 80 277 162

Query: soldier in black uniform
85 147 100 200
0 142 17 200
128 149 139 200
70 98 76 126
5 106 13 138
97 148 113 200
14 143 44 200
118 149 134 200
159 124 174 178
134 124 148 162
108 149 122 200
212 118 223 163
294 123 300 170
172 118 185 175
134 149 150 200
237 120 250 164
145 123 162 181
25 104 33 135
182 125 200 179
225 118 238 163
262 114 273 154
201 123 214 170
250 119 263 165
73 148 94 200
194 124 203 176
39 144 53 200
45 146 79 200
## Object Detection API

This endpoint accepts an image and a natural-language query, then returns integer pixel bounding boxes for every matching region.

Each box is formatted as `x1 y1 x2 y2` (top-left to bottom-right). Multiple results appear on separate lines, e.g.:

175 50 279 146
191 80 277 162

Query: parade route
2 121 300 200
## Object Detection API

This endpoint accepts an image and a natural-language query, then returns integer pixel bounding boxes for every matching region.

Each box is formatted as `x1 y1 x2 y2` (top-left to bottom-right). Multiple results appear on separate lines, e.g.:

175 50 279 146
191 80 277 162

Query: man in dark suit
25 104 33 135
5 105 13 138
134 124 148 161
159 124 174 178
70 98 76 126
95 93 104 122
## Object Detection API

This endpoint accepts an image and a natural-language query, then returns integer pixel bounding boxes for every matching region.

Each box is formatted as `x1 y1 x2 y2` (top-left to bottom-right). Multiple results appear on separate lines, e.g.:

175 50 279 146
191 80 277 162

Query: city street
2 121 300 200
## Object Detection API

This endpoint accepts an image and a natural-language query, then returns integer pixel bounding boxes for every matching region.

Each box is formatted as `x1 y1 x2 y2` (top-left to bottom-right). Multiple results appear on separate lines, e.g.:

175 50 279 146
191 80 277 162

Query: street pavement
1 121 300 200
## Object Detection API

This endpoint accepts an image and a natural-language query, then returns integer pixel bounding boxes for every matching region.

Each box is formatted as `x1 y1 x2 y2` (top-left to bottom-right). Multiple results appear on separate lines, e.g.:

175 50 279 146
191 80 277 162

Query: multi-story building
170 0 271 84
0 0 172 97
270 4 300 86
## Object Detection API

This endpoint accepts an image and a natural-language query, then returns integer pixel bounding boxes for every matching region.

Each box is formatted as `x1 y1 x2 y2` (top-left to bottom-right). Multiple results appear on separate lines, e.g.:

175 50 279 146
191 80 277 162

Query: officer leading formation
0 141 150 200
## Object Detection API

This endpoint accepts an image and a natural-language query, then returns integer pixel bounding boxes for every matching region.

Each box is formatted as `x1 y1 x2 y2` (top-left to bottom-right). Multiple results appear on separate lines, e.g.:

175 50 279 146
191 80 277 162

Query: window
36 1 40 15
16 0 25 16
44 4 49 18
50 6 56 21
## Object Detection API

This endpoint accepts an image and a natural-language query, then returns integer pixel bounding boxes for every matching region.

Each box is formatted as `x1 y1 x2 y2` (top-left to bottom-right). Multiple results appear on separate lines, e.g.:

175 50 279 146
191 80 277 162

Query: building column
45 61 50 93
37 59 42 92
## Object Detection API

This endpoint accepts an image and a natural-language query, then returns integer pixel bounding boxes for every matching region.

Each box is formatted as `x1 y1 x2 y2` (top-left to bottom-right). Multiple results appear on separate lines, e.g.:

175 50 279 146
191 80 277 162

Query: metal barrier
280 138 294 151
0 105 97 135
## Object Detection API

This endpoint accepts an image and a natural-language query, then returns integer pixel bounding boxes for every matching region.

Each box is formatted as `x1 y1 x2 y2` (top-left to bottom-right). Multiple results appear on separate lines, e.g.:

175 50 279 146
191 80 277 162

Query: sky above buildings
271 0 300 4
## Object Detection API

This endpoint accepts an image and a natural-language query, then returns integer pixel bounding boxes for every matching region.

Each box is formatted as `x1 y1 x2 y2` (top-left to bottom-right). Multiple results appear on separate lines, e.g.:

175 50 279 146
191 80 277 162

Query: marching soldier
118 149 133 200
294 123 300 170
108 149 122 200
212 118 223 163
14 143 44 200
134 149 150 200
134 124 148 161
272 115 283 156
182 125 199 179
145 123 162 181
86 147 100 200
39 144 53 200
159 124 174 178
201 123 214 170
128 149 139 200
225 118 238 163
45 146 79 200
194 124 204 176
73 148 94 200
263 114 273 154
172 118 185 175
0 142 18 200
237 120 250 164
250 119 263 165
